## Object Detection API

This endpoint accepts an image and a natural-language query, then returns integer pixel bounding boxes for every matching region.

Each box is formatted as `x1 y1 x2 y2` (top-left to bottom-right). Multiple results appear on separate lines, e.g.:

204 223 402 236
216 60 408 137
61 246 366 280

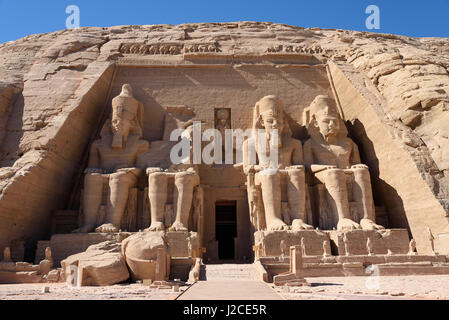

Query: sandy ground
0 283 184 300
274 275 449 300
1 275 449 300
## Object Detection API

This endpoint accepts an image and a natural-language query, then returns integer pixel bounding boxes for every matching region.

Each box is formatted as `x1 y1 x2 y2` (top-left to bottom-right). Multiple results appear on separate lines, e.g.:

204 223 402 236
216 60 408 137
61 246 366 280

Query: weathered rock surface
0 22 448 255
121 231 167 281
61 241 129 286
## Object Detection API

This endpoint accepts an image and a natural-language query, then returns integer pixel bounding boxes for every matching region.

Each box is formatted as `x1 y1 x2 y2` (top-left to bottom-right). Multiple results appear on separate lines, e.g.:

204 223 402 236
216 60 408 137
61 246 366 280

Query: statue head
110 84 136 148
120 84 134 97
309 95 343 140
3 246 11 262
216 109 230 127
253 95 286 147
45 247 52 260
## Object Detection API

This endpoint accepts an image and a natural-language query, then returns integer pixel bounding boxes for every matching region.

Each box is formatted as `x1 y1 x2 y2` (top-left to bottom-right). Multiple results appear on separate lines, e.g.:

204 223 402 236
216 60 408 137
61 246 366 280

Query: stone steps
203 264 259 280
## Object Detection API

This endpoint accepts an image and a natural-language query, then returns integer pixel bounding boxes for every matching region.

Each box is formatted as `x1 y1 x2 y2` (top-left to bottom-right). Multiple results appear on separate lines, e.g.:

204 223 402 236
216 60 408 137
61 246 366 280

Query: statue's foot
145 222 165 232
337 218 361 231
291 219 314 231
72 224 94 233
267 219 289 231
169 221 188 232
360 218 385 231
95 223 119 233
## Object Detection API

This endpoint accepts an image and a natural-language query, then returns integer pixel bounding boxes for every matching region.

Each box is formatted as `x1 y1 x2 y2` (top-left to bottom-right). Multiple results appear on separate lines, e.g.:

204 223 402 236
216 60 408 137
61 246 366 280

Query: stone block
0 270 43 284
166 231 199 258
121 231 169 282
50 233 124 267
255 230 330 257
328 229 409 256
61 241 129 286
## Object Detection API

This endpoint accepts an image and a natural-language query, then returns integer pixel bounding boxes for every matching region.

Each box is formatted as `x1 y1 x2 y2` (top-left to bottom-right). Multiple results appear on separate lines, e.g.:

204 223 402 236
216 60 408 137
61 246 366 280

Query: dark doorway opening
215 201 237 260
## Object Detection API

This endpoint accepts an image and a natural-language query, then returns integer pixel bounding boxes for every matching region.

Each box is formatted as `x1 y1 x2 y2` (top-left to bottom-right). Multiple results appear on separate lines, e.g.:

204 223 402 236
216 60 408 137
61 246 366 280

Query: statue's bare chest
314 141 351 168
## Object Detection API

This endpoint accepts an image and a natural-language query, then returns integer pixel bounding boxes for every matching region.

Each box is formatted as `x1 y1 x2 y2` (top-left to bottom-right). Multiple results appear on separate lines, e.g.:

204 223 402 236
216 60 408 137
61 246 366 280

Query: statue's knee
149 172 167 184
353 167 369 175
325 168 344 177
287 167 305 179
84 173 103 185
175 172 198 186
110 171 136 186
322 168 346 185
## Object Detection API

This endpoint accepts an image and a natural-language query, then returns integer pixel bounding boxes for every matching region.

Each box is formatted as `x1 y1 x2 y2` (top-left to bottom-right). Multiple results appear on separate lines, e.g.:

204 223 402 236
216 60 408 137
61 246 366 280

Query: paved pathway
177 264 283 300
178 280 283 300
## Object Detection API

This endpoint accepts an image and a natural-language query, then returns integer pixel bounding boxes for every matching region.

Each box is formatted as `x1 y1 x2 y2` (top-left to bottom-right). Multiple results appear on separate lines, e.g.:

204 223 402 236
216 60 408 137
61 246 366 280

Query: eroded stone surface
0 22 449 264
61 241 129 286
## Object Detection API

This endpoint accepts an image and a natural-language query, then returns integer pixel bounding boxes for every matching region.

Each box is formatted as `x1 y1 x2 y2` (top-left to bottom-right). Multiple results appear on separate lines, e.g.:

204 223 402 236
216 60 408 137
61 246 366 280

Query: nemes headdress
303 95 348 137
310 95 339 118
252 95 284 130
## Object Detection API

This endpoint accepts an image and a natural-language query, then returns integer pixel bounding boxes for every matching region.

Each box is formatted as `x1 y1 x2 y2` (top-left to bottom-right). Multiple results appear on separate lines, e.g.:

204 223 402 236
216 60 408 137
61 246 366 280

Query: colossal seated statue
141 124 200 232
243 95 312 231
74 84 150 233
303 95 384 231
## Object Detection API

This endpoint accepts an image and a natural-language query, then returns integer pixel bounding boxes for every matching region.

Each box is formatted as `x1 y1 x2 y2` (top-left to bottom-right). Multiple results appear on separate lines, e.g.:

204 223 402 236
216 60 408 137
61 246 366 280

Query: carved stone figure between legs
243 95 312 231
74 84 150 233
303 95 384 231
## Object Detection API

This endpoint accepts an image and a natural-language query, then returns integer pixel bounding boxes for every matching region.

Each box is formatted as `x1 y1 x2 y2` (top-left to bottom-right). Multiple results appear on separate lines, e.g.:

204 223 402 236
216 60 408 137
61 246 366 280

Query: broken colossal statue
243 95 312 231
303 95 384 231
74 84 150 233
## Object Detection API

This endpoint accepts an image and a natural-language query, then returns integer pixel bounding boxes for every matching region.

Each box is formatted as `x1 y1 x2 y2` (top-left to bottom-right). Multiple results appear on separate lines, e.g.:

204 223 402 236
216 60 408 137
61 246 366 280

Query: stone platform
327 229 410 255
0 262 42 284
254 230 331 257
258 254 449 281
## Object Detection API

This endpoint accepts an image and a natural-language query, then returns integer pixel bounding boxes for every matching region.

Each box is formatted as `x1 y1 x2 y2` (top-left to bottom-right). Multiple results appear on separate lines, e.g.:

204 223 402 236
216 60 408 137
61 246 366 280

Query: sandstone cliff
0 22 448 255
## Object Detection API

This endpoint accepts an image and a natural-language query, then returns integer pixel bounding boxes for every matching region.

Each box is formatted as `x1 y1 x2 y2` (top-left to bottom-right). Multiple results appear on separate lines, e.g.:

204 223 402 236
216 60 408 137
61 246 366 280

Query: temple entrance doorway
215 201 237 260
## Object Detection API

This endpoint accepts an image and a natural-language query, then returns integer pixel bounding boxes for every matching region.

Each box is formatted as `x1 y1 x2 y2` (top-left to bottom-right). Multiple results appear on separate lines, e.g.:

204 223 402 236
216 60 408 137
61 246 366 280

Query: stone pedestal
273 246 310 286
165 231 199 258
328 229 409 256
254 230 330 257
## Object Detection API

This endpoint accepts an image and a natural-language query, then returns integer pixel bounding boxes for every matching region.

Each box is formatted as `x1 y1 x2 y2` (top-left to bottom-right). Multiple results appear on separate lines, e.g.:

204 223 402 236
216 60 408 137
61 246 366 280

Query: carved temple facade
2 24 449 284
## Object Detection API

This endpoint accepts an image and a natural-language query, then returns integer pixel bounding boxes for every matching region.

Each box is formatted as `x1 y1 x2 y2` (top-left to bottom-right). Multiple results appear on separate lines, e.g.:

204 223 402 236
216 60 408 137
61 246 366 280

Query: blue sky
0 0 448 44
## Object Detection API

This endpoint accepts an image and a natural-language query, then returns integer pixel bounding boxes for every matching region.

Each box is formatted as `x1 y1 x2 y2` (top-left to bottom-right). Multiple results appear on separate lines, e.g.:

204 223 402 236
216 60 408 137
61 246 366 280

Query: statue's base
165 231 199 258
258 254 449 281
254 230 330 257
327 229 410 255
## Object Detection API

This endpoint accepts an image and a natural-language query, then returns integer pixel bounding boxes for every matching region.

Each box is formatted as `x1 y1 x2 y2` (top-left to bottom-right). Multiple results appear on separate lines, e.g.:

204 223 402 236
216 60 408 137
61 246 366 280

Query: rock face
61 241 129 286
0 22 448 255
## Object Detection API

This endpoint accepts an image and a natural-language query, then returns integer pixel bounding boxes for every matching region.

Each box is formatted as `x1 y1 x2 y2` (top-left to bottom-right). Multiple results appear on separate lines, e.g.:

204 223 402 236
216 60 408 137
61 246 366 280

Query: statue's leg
170 171 199 231
147 172 168 231
75 173 104 233
98 171 137 232
287 167 313 229
257 170 287 231
122 120 131 145
316 169 360 230
352 168 384 230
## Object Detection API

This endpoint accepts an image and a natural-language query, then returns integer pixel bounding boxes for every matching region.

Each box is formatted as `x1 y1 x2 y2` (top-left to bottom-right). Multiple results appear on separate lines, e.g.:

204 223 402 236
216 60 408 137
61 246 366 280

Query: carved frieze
265 44 324 54
120 42 219 55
